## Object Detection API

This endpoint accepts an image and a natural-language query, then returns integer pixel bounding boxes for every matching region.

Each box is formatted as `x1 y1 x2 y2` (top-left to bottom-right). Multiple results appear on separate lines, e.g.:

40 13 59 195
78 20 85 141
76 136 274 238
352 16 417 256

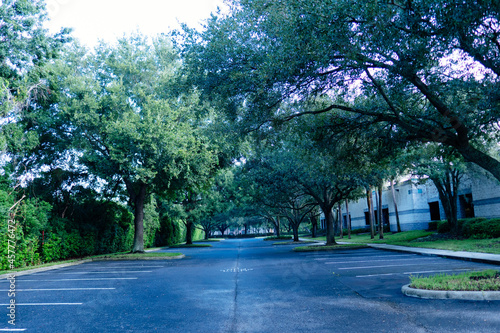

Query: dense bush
154 215 183 247
427 221 439 231
437 220 451 234
462 218 500 239
436 218 500 239
143 198 160 248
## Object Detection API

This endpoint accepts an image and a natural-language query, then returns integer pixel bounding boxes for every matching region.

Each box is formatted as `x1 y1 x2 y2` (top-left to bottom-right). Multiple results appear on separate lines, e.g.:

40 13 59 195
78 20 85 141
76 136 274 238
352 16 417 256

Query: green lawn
397 237 500 254
92 252 184 259
293 244 369 252
168 243 212 248
410 269 500 291
0 251 184 274
305 231 500 254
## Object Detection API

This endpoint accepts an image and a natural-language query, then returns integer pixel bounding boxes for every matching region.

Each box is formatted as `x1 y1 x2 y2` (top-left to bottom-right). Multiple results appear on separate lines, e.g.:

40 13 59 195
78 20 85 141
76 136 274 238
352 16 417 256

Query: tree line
1 0 499 267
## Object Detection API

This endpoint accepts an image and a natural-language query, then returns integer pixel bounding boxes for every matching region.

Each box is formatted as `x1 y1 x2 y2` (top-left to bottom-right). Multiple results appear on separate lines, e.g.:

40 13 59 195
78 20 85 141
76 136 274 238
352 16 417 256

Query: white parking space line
0 328 27 331
355 269 472 278
0 288 116 292
54 271 153 274
18 278 138 281
338 262 445 270
313 254 418 261
0 303 82 306
325 257 437 264
80 265 164 269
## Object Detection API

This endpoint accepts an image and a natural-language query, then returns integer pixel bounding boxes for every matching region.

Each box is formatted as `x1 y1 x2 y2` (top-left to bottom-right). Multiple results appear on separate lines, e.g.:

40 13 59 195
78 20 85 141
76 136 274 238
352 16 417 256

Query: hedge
437 218 500 239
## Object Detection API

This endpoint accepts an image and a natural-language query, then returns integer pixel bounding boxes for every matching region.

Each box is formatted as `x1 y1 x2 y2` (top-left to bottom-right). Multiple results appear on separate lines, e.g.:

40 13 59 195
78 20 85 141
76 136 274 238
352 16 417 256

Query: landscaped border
293 244 369 252
0 252 185 279
402 284 500 301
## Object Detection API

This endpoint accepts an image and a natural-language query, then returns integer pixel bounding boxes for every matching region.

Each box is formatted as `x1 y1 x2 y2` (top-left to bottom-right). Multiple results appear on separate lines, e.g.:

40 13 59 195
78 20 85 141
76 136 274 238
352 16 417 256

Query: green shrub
437 220 451 233
427 221 438 231
154 217 183 247
462 218 500 239
143 198 160 248
42 233 62 262
350 227 371 234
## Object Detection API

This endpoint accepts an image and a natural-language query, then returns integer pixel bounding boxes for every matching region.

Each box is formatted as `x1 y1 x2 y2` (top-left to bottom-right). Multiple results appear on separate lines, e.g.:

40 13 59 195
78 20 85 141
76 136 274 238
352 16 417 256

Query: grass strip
169 243 212 248
1 259 86 274
264 236 293 241
340 230 435 244
1 251 184 274
273 240 318 246
393 237 500 254
293 244 369 252
93 252 183 259
409 269 500 291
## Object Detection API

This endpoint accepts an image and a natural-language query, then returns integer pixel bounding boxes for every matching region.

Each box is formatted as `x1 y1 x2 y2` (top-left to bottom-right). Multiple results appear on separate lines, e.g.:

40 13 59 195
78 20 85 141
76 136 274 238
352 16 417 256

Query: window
459 194 475 218
429 201 440 221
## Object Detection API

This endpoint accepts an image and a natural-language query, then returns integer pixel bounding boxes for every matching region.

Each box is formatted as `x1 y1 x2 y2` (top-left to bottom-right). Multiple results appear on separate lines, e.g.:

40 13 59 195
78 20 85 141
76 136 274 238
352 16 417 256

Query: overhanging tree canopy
182 0 500 182
15 34 220 252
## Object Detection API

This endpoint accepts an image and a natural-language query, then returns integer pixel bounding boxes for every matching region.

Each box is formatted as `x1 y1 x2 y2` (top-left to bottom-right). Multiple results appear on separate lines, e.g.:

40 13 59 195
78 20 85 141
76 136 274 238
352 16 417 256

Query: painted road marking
0 329 27 331
220 268 254 272
312 254 418 260
17 278 138 281
0 288 116 292
53 271 153 274
355 269 473 278
325 257 436 264
80 265 164 268
338 262 445 270
0 303 82 306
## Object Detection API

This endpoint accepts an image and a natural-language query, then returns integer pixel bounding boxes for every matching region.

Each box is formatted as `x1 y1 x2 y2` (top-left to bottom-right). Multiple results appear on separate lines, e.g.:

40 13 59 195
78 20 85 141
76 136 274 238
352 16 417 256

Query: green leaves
182 0 500 182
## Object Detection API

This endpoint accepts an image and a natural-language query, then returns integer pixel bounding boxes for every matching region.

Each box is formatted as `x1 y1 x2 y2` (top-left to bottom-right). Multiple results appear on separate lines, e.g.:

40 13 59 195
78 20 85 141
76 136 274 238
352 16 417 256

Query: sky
44 0 227 46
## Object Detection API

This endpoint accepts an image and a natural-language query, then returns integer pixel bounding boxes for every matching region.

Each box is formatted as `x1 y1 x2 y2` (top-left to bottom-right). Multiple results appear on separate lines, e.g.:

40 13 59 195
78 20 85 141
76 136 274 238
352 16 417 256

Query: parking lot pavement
0 261 171 332
299 248 500 298
1 240 500 332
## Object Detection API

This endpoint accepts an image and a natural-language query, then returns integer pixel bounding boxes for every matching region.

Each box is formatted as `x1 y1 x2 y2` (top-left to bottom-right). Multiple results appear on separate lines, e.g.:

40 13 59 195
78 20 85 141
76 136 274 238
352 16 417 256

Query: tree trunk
456 142 500 184
377 182 384 240
324 206 337 245
185 219 193 245
338 203 343 239
432 168 460 235
345 199 351 239
311 216 317 238
131 183 147 253
390 179 401 233
292 224 299 242
366 187 375 239
276 216 281 237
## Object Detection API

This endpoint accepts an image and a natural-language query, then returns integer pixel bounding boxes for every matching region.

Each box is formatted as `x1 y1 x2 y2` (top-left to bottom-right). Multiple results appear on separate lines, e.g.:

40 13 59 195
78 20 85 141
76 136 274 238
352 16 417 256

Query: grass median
0 251 184 275
293 243 369 252
305 230 500 254
409 269 500 291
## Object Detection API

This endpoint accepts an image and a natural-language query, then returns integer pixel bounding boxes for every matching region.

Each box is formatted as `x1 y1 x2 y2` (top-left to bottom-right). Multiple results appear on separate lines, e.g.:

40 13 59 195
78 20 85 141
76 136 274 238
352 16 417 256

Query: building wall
336 171 500 232
470 171 500 218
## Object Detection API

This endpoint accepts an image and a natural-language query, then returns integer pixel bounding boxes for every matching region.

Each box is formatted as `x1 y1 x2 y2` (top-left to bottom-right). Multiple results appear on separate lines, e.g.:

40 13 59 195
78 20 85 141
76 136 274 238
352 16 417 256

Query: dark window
459 194 475 218
382 208 390 225
343 214 351 229
429 201 440 221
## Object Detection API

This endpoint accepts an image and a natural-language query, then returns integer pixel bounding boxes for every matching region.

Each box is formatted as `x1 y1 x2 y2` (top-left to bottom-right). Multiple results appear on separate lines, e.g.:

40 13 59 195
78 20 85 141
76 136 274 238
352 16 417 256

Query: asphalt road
1 238 499 332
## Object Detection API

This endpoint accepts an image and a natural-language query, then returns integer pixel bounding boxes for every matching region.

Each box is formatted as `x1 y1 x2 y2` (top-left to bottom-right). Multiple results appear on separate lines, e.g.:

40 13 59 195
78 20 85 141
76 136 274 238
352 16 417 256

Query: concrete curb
0 254 185 280
91 254 186 261
0 259 92 280
402 284 500 301
366 243 500 265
